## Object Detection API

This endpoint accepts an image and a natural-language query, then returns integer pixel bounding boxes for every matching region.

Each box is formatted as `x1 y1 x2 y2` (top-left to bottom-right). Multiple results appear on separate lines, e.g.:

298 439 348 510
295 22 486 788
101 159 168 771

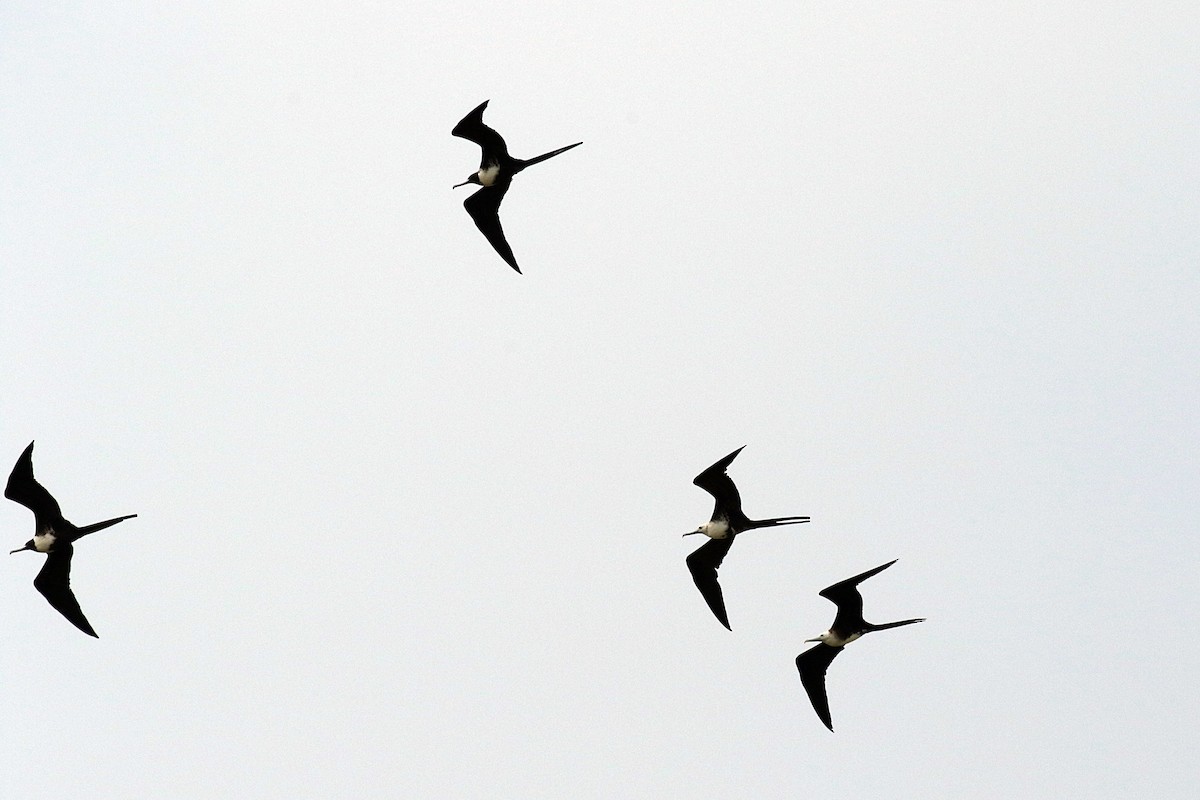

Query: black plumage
6 441 136 637
796 560 925 731
684 446 809 630
452 100 582 273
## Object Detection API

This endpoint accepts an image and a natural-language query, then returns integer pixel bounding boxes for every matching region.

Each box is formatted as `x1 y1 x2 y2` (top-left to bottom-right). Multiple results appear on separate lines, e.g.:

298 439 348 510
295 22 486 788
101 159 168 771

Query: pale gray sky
3 2 1198 798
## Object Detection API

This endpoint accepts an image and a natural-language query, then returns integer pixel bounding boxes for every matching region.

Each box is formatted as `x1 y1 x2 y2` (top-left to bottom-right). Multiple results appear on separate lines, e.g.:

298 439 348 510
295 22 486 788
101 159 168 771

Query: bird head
683 519 730 539
805 630 832 644
9 540 34 555
453 174 481 189
686 520 720 537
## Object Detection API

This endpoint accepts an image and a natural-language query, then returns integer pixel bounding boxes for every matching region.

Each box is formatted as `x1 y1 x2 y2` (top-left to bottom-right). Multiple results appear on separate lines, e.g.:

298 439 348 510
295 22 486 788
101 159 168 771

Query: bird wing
33 542 98 637
819 559 898 628
692 446 746 521
463 180 520 273
5 441 63 522
685 536 735 630
795 643 842 731
452 100 510 163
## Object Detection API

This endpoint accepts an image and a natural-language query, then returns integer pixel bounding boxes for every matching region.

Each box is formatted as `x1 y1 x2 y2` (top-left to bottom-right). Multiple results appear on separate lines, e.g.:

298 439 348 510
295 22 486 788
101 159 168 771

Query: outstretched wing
33 542 98 637
819 559 898 630
685 536 736 630
463 180 520 273
5 441 63 522
452 100 510 163
692 446 746 521
796 643 842 731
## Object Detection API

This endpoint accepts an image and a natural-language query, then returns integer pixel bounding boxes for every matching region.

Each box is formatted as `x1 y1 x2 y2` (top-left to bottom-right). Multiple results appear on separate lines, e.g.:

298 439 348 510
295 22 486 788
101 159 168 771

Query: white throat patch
33 532 57 553
821 629 863 648
701 519 731 539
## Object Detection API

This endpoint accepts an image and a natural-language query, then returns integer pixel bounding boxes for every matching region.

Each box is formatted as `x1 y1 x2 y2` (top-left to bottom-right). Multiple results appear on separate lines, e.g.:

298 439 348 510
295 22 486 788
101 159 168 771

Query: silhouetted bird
684 446 809 629
6 441 136 637
452 99 581 273
796 559 924 731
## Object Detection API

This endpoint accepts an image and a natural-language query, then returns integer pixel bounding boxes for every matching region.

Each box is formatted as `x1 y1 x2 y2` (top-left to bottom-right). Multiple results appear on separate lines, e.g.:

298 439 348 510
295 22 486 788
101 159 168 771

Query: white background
3 3 1198 797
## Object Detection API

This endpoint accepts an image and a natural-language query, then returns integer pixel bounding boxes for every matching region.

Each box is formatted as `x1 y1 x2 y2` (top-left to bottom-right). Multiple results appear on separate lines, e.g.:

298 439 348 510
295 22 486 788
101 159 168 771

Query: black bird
452 99 582 274
795 559 924 731
6 442 136 637
684 446 810 630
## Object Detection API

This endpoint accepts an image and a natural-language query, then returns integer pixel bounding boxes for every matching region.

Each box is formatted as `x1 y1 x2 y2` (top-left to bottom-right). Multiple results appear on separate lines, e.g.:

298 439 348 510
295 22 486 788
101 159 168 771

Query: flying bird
684 446 810 630
452 99 582 273
795 559 925 731
6 441 136 637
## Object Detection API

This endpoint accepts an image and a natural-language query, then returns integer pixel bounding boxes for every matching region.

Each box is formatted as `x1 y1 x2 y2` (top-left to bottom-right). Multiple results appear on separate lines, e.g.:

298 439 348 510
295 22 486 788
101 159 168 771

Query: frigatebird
795 559 924 731
452 99 582 273
684 446 810 630
6 441 136 637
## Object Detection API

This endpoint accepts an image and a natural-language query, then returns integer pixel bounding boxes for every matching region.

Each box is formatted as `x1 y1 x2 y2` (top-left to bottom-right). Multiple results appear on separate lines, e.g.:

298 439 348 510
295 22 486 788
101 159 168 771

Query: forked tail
519 141 583 170
870 617 925 631
752 516 811 528
77 514 138 537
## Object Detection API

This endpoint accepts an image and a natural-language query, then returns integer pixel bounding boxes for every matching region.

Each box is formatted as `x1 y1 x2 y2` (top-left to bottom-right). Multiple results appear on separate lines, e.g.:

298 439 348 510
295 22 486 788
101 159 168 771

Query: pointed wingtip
8 442 37 497
452 100 494 138
691 447 749 505
707 445 746 470
713 609 732 631
686 543 733 630
851 558 901 584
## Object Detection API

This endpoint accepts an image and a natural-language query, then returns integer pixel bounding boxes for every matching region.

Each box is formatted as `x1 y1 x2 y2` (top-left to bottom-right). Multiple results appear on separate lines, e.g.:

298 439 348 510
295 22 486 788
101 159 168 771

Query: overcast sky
3 2 1198 798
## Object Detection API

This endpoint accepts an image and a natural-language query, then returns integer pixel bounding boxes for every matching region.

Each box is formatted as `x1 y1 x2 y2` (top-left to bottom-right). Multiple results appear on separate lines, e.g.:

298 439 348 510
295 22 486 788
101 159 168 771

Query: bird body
6 441 136 637
476 163 503 187
452 100 582 273
684 446 809 629
810 629 863 648
695 518 732 540
795 559 924 731
30 529 57 553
